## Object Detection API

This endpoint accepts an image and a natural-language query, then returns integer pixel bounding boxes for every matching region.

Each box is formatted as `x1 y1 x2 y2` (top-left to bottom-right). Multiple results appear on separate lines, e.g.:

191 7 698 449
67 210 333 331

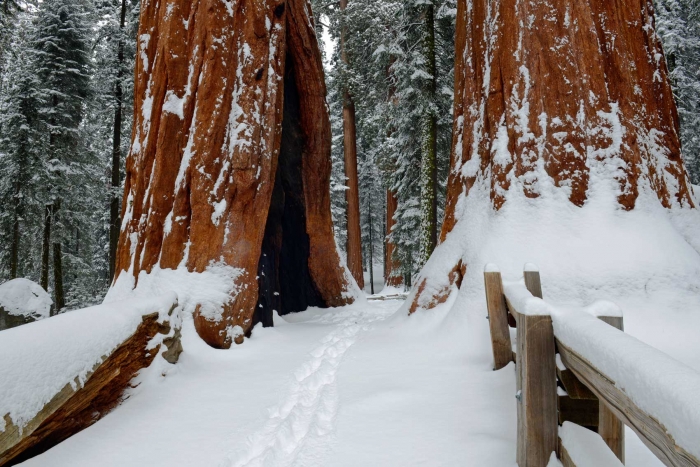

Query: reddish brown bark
409 0 695 313
384 189 402 287
340 0 364 289
115 0 356 348
342 99 364 289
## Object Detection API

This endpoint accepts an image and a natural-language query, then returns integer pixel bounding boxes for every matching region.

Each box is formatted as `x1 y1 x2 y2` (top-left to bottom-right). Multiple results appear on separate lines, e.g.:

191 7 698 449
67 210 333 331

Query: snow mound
0 278 52 320
0 293 178 433
405 163 700 314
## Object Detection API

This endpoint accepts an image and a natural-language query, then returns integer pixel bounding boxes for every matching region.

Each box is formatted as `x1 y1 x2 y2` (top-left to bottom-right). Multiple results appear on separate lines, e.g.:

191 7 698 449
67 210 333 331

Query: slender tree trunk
419 3 438 266
340 0 364 289
40 203 52 291
51 199 64 313
10 181 20 279
368 200 374 294
53 242 65 313
382 206 386 282
109 0 127 281
385 189 402 287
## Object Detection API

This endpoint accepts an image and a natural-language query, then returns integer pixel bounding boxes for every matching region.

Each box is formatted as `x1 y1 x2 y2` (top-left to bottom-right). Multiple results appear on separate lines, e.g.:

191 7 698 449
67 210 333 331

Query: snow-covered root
220 307 389 467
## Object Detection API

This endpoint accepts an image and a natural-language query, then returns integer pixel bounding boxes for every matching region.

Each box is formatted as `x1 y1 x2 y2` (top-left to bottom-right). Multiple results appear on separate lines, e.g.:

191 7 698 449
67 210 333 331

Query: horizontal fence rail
484 264 700 467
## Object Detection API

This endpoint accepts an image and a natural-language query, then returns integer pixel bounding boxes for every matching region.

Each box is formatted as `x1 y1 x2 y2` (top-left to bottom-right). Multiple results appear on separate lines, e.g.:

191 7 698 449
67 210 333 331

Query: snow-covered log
407 0 699 313
0 295 182 466
113 0 359 349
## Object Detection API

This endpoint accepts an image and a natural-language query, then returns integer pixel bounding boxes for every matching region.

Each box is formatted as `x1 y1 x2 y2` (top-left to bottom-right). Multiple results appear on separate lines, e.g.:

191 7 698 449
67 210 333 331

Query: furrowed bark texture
409 0 694 313
115 0 355 348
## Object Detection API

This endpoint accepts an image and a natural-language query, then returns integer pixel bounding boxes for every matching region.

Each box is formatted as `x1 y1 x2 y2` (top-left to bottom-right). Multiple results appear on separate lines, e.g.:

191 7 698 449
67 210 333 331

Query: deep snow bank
407 175 700 313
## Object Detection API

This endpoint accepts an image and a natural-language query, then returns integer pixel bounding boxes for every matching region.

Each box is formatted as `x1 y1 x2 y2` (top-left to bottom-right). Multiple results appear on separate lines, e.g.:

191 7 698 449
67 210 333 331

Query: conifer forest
3 0 700 464
0 0 698 311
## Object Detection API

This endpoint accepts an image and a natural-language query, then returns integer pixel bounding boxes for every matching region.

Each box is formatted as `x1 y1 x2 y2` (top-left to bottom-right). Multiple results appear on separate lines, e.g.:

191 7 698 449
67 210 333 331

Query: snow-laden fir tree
0 0 139 309
321 0 455 288
0 12 46 282
654 0 700 182
88 0 139 283
31 0 95 309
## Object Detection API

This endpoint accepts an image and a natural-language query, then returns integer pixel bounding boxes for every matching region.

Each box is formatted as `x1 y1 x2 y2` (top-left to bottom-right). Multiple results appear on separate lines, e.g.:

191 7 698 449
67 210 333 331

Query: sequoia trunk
114 0 357 348
408 0 695 313
339 0 364 289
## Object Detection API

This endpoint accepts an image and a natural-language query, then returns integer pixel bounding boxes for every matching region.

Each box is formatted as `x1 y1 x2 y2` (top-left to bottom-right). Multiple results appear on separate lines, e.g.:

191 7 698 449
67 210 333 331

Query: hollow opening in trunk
254 55 326 328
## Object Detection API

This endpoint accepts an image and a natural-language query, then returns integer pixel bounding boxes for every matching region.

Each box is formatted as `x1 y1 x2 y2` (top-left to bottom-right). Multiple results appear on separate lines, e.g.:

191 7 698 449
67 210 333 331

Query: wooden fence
484 265 700 467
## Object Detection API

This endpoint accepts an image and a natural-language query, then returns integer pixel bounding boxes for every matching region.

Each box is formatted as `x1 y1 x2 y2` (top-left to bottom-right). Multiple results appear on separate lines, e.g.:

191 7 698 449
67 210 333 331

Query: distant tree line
0 0 138 310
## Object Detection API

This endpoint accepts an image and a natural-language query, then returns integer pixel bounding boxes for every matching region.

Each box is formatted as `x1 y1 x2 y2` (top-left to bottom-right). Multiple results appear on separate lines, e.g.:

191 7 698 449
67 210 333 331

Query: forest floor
19 284 693 466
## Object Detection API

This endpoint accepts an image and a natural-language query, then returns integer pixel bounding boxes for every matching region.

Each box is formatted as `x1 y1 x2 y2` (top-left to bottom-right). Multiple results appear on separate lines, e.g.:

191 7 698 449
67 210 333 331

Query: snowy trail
221 306 391 467
18 295 671 467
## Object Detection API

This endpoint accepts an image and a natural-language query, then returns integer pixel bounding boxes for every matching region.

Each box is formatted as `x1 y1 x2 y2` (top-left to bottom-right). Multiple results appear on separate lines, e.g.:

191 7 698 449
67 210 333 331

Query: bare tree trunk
40 203 52 291
109 0 127 281
385 189 402 287
340 0 364 289
52 242 65 313
419 3 438 266
51 199 64 313
10 181 20 279
368 199 374 294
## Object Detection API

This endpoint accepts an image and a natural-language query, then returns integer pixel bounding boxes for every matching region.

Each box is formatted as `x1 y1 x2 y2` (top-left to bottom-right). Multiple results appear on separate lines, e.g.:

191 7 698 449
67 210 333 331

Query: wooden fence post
484 266 513 370
524 263 543 299
516 266 558 466
597 316 625 463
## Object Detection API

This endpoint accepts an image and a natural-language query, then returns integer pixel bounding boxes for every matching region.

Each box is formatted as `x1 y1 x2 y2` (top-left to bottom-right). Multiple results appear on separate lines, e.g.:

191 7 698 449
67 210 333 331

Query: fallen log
0 294 182 466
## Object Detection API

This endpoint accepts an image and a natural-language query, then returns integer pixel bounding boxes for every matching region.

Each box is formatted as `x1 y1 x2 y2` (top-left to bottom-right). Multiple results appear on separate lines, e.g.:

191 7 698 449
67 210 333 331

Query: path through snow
19 294 672 466
221 307 390 467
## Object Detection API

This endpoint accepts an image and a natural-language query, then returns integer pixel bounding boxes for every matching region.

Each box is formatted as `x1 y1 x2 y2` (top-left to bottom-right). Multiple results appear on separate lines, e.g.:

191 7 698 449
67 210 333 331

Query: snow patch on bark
107 264 244 324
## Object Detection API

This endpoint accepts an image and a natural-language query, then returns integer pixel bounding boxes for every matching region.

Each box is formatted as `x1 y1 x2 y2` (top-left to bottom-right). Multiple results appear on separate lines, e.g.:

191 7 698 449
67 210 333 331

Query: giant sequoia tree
114 0 358 348
408 0 696 313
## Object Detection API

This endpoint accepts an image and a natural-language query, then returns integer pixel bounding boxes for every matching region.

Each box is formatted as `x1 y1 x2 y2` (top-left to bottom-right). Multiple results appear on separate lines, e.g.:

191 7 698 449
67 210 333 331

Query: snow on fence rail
0 294 183 467
483 265 700 467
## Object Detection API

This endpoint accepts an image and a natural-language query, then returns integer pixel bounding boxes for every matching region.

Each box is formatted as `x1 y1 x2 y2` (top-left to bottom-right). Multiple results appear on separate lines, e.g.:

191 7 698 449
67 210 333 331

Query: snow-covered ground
20 283 692 466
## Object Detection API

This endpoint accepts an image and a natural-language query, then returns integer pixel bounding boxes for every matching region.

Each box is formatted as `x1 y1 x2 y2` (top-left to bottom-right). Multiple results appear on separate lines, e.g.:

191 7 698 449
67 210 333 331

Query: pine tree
89 0 139 284
322 0 455 287
0 0 138 307
32 0 94 309
418 0 438 265
655 0 700 182
0 12 46 282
